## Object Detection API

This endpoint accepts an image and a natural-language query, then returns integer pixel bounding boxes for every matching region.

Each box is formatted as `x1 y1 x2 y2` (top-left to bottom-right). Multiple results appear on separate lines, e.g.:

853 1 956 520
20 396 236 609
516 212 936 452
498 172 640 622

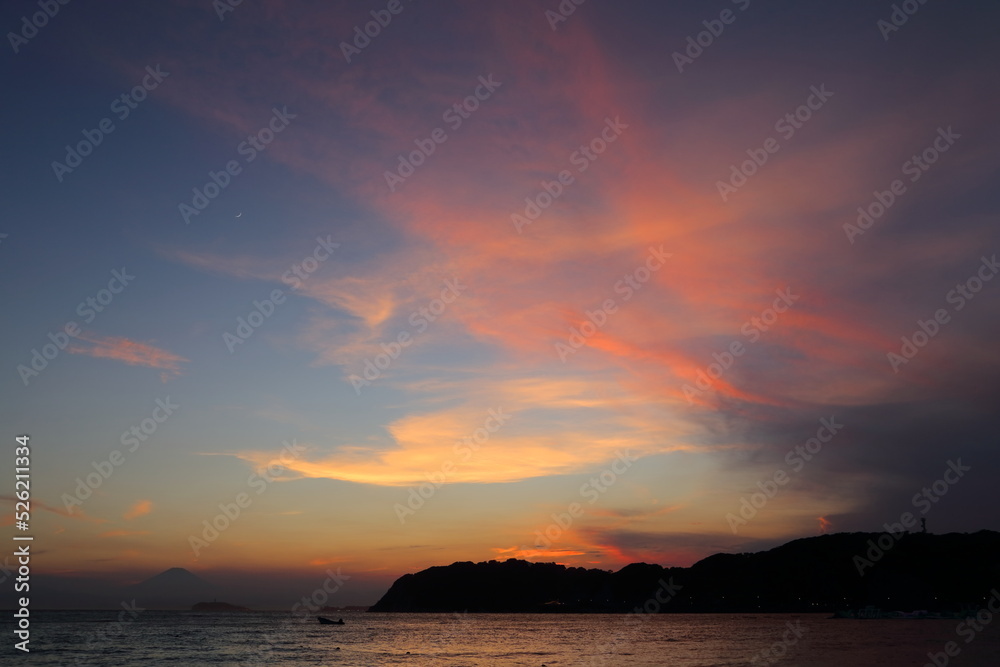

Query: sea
3 611 1000 666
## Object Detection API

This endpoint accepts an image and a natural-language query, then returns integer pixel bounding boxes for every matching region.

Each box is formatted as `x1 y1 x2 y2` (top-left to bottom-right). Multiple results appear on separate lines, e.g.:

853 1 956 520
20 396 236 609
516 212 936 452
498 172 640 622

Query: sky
1 0 999 607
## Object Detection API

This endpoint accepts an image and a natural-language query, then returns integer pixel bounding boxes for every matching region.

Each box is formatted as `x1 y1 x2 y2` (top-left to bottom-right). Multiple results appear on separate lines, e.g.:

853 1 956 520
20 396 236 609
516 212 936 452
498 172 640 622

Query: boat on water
317 617 345 625
832 605 977 620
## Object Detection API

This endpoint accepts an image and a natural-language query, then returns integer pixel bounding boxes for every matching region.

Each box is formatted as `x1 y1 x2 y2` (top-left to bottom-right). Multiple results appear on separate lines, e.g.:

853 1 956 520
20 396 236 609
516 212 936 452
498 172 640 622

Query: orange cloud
69 334 188 376
230 374 699 486
123 500 153 520
307 558 346 566
101 530 151 538
497 547 587 561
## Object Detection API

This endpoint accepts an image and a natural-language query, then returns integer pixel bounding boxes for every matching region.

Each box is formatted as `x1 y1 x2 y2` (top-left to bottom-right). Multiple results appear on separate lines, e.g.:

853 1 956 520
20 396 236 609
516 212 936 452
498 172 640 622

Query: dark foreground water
3 611 1000 666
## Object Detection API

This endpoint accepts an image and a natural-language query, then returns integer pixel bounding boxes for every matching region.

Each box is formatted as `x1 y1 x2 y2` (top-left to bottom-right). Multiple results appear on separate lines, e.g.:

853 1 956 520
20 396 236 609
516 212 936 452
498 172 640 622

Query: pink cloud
142 1 1000 487
69 334 188 377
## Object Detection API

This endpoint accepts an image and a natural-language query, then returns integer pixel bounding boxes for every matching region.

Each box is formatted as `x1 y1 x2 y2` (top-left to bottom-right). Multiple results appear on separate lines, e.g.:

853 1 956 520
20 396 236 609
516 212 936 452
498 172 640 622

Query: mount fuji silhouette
128 567 217 609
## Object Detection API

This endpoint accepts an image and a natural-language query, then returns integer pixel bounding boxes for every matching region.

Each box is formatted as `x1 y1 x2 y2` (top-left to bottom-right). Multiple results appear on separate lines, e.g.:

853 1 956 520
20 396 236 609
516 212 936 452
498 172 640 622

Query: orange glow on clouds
36 0 992 587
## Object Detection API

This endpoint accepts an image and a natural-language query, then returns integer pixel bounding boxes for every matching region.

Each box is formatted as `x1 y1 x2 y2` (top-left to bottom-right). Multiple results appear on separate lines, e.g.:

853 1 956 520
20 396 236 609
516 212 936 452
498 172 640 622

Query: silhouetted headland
370 531 1000 613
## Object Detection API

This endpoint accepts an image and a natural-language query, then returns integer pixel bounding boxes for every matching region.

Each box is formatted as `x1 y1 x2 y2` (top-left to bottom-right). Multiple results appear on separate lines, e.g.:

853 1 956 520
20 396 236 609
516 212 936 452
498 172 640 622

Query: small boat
317 617 345 625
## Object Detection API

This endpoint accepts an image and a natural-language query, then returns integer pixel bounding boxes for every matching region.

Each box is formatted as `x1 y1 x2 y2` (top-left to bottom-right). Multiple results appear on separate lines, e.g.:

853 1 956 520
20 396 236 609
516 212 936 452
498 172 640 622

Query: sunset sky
2 0 999 606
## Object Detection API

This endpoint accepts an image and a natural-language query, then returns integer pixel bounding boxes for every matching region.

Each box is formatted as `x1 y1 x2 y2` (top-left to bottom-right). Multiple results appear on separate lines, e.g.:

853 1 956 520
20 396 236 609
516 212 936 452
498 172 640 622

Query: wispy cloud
101 529 151 538
123 500 153 520
69 333 188 377
0 495 107 524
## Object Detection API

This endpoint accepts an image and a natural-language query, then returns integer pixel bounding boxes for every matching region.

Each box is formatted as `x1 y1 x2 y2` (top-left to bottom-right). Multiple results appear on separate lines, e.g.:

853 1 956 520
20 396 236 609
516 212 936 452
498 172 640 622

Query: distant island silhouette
370 531 1000 613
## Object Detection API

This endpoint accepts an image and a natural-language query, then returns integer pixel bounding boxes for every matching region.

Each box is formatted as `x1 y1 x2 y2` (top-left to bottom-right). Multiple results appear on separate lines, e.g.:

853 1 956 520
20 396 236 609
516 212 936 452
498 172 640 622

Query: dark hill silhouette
137 567 209 589
129 567 217 609
370 531 1000 613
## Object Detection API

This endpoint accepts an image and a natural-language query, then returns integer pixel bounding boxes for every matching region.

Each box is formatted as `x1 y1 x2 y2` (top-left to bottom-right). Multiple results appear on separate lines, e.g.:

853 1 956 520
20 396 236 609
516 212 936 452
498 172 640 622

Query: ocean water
4 611 1000 666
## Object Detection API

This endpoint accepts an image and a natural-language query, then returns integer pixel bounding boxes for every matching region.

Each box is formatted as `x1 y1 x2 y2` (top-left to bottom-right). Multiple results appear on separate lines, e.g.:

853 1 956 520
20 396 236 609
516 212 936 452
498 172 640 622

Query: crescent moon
236 212 242 218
